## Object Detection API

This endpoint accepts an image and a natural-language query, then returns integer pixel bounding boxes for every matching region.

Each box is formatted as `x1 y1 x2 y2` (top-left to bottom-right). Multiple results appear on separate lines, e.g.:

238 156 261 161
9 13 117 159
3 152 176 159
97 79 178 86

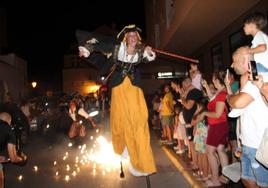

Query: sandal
219 175 230 184
205 179 221 187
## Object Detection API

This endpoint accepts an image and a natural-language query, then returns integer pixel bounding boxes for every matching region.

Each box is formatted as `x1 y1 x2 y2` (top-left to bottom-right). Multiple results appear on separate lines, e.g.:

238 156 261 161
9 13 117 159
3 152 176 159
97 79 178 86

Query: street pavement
3 123 191 188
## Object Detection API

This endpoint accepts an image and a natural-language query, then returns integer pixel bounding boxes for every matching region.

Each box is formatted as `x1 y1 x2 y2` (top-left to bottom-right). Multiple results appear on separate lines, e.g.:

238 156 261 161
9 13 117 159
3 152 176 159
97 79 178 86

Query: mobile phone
226 69 229 79
250 60 258 81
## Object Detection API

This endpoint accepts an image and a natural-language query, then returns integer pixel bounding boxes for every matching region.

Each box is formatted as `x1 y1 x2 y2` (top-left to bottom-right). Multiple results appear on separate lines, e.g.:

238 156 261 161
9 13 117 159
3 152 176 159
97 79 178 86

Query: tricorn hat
117 24 142 40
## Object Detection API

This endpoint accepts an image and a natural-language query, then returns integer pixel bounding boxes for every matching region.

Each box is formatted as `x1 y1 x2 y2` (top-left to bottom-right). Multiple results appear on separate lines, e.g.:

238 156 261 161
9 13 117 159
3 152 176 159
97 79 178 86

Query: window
165 0 175 29
211 43 223 71
229 28 252 62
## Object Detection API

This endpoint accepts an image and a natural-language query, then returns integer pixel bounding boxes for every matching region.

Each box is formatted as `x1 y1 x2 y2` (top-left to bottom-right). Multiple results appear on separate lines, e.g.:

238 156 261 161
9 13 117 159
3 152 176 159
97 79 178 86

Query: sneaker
160 139 167 143
176 150 185 154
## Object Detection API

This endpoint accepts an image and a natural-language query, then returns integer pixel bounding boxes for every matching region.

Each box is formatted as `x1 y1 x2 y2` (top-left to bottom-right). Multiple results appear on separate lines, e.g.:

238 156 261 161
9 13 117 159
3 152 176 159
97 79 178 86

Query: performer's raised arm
76 30 116 58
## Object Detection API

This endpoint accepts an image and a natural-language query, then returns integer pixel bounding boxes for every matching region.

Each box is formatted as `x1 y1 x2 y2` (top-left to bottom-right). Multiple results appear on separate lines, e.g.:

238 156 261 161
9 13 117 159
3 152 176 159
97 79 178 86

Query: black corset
116 61 138 79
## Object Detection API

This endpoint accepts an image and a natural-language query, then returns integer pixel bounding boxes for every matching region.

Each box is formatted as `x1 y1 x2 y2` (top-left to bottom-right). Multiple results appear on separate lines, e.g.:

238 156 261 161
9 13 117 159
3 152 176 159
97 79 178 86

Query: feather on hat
117 24 142 40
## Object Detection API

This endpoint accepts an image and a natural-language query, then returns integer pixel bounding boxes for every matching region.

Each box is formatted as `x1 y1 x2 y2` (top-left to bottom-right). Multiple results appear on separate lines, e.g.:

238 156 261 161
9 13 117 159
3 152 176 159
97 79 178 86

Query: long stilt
120 161 125 178
146 175 151 188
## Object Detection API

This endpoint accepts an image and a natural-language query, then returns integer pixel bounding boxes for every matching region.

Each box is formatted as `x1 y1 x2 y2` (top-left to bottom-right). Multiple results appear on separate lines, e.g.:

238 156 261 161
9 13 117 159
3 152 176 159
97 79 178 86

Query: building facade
0 53 28 103
145 0 268 79
62 54 101 96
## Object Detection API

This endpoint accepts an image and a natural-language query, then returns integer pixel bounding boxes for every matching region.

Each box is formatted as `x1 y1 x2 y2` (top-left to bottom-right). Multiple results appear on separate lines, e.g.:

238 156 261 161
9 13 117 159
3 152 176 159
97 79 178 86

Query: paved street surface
4 121 191 188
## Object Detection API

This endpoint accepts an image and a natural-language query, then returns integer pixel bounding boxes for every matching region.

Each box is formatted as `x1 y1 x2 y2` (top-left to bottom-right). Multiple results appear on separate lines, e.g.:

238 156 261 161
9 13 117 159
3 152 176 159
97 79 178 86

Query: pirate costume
78 25 156 176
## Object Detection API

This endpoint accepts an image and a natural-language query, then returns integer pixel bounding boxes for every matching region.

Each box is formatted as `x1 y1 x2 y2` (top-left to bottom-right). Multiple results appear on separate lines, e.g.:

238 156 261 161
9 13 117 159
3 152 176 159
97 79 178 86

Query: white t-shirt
251 31 268 68
240 81 268 148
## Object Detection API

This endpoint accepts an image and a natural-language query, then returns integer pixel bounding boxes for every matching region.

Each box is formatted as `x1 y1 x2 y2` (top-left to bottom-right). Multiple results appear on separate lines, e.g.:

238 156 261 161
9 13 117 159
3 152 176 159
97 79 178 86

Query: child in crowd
189 63 202 90
243 11 268 81
192 99 210 181
173 105 186 154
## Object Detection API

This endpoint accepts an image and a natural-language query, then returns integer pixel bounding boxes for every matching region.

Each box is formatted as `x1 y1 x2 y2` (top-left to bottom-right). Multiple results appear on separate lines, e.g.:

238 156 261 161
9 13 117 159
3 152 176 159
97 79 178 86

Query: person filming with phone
227 46 268 188
0 112 27 188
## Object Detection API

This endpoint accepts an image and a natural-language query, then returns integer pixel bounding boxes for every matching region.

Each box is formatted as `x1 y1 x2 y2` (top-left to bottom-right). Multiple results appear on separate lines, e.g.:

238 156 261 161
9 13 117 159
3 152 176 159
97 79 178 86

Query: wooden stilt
146 175 151 188
120 161 124 178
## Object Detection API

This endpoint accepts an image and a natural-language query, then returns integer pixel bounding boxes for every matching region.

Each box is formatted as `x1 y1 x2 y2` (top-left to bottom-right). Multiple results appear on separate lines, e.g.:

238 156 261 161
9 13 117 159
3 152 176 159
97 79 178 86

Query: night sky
2 0 145 90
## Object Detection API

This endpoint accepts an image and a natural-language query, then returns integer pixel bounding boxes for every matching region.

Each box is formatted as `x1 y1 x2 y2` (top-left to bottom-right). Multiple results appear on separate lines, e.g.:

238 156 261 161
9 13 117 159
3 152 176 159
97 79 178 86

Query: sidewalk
154 131 244 188
160 144 207 188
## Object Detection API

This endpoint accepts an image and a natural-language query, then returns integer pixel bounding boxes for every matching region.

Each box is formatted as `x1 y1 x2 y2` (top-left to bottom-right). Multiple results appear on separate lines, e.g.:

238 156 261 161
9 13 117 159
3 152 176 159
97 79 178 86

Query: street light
31 82 37 88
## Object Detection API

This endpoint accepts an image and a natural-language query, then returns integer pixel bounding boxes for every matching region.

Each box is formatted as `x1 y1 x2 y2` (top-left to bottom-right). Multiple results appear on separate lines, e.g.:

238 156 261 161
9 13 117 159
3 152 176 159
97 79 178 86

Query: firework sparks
66 164 70 171
87 135 121 170
17 175 23 181
33 165 38 172
45 134 125 183
64 175 70 182
72 171 77 177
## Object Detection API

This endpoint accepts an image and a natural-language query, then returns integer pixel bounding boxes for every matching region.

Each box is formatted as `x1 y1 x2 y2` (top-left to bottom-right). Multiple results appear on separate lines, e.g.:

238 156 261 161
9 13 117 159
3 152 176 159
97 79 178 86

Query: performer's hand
144 46 154 56
78 46 90 58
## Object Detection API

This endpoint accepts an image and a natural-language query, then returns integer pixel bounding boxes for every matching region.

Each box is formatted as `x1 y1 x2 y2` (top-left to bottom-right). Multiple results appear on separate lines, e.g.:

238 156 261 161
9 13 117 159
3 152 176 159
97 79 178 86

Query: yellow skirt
110 77 156 174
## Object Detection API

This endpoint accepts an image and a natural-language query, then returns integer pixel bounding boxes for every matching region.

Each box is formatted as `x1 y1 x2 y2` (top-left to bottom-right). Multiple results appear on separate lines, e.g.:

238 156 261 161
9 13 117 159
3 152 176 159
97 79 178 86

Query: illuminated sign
157 71 186 79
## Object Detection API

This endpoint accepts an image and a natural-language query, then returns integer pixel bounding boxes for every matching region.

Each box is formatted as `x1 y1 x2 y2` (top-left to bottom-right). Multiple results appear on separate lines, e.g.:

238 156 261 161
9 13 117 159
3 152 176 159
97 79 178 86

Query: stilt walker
77 24 199 187
78 25 157 179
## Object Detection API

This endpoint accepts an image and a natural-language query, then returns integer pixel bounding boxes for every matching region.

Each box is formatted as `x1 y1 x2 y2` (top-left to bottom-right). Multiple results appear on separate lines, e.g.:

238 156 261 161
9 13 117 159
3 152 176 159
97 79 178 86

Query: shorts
161 115 173 127
241 145 268 187
206 123 228 147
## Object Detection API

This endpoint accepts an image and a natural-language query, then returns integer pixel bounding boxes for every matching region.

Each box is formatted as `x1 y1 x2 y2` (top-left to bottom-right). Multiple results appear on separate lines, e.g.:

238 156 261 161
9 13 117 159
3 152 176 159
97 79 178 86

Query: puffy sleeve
143 50 156 62
76 30 118 73
76 30 117 57
78 108 90 119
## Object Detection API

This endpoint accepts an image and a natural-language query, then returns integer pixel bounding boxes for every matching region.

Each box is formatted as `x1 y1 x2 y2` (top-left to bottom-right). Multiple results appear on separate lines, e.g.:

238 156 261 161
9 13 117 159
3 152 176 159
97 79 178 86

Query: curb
162 146 207 188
